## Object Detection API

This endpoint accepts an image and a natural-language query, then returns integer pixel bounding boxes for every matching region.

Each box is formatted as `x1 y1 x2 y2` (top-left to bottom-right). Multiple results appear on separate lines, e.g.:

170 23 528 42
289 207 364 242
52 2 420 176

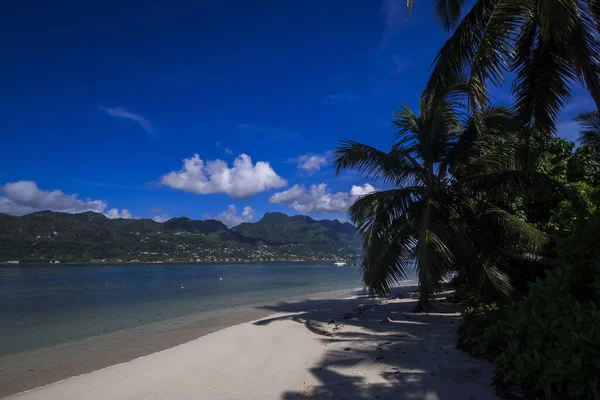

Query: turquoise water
0 262 369 356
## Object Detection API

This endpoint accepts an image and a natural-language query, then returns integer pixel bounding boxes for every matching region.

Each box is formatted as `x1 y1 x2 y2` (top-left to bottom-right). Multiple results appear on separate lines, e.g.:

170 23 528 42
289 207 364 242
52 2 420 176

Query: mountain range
0 211 359 263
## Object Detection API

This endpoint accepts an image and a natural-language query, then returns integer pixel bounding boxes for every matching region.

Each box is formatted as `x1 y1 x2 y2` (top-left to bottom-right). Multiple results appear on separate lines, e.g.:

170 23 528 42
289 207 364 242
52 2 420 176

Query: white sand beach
7 287 498 400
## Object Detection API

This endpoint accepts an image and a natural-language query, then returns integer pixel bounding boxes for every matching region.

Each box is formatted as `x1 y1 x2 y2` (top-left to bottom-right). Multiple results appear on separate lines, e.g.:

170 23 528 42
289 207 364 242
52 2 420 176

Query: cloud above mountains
269 183 376 214
0 180 132 218
160 154 287 199
205 204 256 227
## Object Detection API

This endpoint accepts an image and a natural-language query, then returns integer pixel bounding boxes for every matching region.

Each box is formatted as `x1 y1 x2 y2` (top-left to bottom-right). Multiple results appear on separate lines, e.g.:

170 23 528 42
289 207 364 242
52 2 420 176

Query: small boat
334 261 346 267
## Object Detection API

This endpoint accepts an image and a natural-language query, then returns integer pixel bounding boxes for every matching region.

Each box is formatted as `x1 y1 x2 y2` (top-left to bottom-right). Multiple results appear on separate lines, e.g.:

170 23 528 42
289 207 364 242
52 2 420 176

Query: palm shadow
253 285 497 399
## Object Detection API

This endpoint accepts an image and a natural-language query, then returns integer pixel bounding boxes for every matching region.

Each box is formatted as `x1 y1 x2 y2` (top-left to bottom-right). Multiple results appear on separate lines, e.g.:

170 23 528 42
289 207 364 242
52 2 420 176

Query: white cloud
152 214 171 223
105 208 133 219
225 148 233 155
269 183 377 214
297 154 327 174
160 153 287 199
350 184 377 196
102 107 152 132
206 205 256 227
0 180 134 219
0 181 107 216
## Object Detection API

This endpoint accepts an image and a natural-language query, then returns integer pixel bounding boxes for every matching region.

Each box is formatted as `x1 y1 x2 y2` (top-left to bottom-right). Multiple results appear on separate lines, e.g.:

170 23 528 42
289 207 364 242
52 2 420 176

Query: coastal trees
333 83 568 310
416 0 600 133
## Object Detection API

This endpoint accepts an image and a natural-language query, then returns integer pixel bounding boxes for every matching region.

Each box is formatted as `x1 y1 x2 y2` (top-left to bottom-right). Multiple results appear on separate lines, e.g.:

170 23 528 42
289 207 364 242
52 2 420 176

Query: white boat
334 261 346 267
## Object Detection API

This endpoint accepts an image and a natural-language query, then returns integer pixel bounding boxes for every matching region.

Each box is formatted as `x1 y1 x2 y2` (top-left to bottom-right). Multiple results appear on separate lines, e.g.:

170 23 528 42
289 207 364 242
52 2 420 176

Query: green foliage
568 145 600 186
535 137 575 183
497 217 600 399
457 302 505 362
541 182 600 233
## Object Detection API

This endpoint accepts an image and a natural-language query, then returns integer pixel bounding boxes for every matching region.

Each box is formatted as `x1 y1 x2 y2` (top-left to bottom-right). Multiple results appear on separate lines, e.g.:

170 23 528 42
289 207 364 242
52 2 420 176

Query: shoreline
0 286 363 398
4 284 498 400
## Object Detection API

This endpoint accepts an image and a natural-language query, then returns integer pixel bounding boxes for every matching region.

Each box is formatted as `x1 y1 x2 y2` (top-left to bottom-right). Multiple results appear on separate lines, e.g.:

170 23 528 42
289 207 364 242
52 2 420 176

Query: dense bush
497 217 600 399
457 303 505 362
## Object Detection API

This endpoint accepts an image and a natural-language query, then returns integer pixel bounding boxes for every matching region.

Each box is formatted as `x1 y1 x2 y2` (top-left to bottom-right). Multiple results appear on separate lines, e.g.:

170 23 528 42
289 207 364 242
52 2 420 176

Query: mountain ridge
0 210 358 263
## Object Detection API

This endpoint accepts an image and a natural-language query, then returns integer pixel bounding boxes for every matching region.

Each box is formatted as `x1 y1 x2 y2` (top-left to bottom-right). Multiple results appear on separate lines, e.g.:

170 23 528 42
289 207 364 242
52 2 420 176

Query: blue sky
0 0 595 225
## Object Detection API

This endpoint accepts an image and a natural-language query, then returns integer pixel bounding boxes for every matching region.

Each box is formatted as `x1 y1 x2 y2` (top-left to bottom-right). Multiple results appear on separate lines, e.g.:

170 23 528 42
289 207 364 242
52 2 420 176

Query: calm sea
0 262 416 396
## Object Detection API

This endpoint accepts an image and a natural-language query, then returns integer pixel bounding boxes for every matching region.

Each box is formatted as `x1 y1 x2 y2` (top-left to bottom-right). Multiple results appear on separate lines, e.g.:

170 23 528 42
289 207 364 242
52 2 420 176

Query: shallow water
0 262 417 396
0 262 370 356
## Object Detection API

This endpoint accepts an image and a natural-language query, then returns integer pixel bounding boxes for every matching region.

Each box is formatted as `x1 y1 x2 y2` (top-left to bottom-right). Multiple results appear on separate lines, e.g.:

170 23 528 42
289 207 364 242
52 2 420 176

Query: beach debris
343 347 351 351
219 277 223 280
314 328 333 337
297 385 319 398
181 286 184 289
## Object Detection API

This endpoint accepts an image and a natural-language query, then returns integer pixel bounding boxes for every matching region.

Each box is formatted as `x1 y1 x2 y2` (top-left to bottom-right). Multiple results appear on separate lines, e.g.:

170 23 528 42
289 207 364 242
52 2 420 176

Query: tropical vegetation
497 216 600 399
333 80 573 310
417 0 600 134
333 2 600 397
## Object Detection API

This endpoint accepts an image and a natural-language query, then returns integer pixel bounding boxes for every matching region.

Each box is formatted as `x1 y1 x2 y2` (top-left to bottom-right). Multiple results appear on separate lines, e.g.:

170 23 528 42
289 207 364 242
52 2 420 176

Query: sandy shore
6 286 498 399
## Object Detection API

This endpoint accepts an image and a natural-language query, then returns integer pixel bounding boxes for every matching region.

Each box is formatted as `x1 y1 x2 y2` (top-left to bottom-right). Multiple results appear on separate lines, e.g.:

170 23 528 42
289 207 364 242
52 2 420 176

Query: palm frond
537 0 578 43
362 218 417 297
348 189 422 296
462 139 521 175
512 21 576 133
424 0 497 106
333 140 421 186
451 220 516 300
425 0 529 113
569 7 600 109
575 110 600 149
443 105 517 177
464 170 575 206
480 207 550 254
433 0 468 30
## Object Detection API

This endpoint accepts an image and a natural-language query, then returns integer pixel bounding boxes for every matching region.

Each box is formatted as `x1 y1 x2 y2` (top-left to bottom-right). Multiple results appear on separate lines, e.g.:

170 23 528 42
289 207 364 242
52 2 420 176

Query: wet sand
1 289 357 398
5 286 498 400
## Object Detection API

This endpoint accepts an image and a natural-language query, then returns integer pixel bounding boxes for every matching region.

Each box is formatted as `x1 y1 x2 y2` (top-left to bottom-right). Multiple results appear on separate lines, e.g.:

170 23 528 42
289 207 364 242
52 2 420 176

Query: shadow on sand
253 285 497 400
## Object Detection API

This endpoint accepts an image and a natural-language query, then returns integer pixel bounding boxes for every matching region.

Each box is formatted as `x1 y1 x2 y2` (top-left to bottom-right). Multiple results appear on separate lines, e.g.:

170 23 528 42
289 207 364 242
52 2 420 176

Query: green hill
233 212 357 248
0 211 358 263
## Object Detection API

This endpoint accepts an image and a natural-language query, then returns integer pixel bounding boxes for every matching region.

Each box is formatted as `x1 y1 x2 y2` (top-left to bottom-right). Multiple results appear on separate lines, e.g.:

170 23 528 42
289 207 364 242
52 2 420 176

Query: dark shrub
497 217 600 399
457 303 505 362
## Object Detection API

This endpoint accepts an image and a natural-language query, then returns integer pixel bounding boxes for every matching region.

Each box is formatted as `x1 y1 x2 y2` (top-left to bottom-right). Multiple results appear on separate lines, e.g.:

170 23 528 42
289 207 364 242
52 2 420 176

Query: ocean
0 262 416 396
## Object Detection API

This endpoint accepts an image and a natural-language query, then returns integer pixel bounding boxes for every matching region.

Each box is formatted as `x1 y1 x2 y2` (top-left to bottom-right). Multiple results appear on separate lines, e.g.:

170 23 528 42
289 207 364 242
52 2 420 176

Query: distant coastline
0 210 360 264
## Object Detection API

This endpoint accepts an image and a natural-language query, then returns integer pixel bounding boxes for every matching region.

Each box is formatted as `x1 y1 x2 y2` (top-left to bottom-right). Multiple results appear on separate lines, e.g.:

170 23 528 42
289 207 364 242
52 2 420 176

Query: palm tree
333 86 570 311
575 110 600 154
411 0 600 134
